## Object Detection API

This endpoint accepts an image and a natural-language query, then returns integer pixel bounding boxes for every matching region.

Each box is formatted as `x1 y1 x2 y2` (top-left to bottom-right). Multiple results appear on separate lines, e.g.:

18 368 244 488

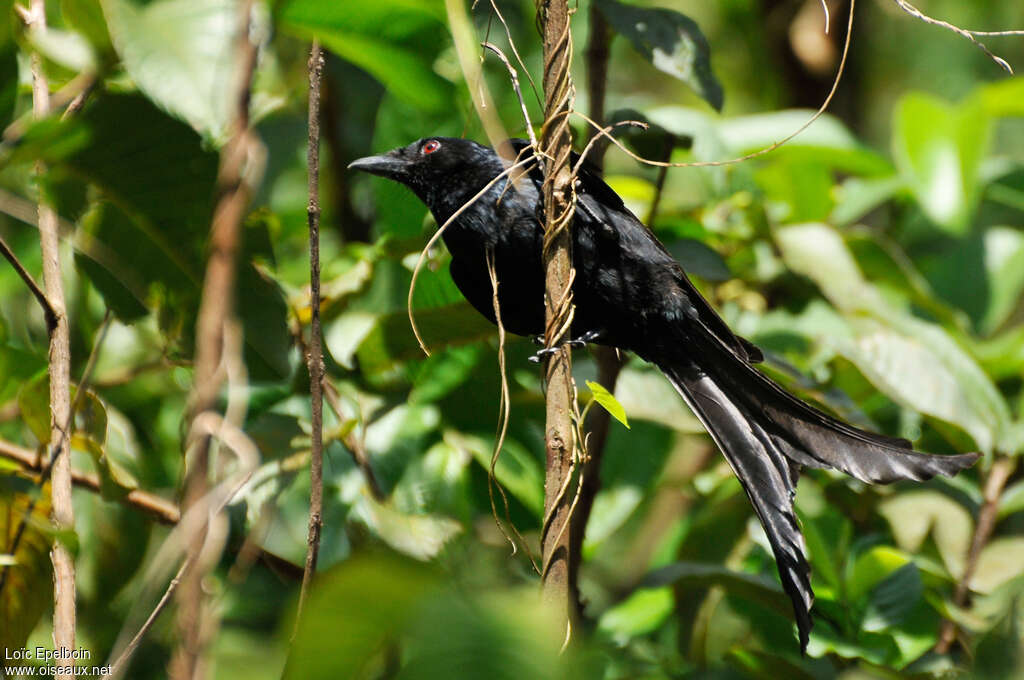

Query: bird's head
348 137 502 209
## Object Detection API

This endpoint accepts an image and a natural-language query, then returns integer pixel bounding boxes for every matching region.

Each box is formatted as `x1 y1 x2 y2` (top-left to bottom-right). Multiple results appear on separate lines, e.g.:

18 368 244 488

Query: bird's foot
528 330 602 363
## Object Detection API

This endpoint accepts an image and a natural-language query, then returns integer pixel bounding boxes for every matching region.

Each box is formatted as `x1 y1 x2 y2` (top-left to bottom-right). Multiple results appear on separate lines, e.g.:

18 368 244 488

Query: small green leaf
970 538 1024 594
352 495 462 560
847 545 912 603
878 491 973 579
17 374 51 444
612 367 702 432
586 380 630 429
0 476 54 651
596 0 723 111
598 587 674 639
892 92 991 233
979 226 1024 335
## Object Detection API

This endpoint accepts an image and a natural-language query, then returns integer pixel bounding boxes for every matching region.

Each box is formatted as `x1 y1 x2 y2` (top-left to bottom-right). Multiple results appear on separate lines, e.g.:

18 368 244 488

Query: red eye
422 140 441 155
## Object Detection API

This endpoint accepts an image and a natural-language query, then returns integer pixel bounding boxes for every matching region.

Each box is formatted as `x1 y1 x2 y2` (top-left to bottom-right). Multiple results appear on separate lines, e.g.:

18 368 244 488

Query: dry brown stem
935 455 1018 653
893 0 1023 73
0 438 179 525
172 1 259 676
23 0 77 671
294 39 326 638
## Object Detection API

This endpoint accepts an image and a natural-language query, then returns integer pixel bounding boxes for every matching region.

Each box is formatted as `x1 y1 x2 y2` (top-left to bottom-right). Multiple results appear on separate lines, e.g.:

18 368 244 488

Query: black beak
347 152 409 180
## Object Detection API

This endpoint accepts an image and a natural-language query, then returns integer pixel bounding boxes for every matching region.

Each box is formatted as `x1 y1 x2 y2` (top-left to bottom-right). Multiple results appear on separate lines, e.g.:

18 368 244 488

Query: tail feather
662 360 814 652
657 333 980 653
700 336 981 484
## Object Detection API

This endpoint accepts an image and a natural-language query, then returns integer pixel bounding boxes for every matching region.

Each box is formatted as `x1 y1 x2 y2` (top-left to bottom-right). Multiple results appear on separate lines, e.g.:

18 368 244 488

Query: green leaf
16 374 51 444
775 222 885 313
979 226 1024 335
970 538 1024 594
978 77 1024 118
878 491 974 579
67 95 292 379
237 263 292 382
586 380 629 429
641 561 791 616
352 495 462 560
831 175 906 226
836 315 1008 454
401 589 565 680
776 222 1012 453
356 302 496 378
892 92 991 233
284 554 440 680
0 474 53 651
597 587 674 639
62 0 114 52
444 431 544 518
27 25 97 73
612 366 703 432
278 0 450 113
861 563 922 632
847 545 912 603
667 238 733 282
101 0 280 143
0 43 18 130
596 0 723 111
973 602 1024 680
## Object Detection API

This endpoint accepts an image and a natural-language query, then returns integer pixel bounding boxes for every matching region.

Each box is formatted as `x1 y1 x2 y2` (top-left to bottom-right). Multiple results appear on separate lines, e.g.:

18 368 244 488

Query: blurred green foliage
0 0 1022 678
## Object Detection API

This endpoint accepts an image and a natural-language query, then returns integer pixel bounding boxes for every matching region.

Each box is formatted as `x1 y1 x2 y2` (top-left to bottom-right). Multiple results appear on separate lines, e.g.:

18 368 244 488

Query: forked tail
657 333 979 651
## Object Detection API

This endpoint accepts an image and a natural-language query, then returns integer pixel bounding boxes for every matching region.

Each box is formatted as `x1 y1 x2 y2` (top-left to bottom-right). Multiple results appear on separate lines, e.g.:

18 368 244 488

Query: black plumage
349 136 979 651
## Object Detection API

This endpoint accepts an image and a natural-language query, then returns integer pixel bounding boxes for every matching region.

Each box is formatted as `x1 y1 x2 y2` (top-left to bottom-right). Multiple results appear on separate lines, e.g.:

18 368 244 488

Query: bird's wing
505 138 762 364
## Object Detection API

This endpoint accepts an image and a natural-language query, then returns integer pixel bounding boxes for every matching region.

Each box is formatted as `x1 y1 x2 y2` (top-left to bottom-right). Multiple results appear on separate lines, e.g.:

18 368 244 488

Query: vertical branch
935 455 1017 653
172 1 258 677
27 0 76 672
538 0 578 628
567 3 620 618
295 40 325 632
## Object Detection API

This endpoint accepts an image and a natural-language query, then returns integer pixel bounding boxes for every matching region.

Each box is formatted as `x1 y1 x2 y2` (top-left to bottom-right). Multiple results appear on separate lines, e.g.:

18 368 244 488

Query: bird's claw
528 330 601 363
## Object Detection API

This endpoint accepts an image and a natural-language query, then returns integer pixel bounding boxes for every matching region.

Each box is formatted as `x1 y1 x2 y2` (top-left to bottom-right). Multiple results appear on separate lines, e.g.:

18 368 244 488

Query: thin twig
322 379 385 501
482 42 538 150
893 0 1023 74
935 456 1018 653
295 39 325 639
486 0 542 108
484 247 540 573
1 72 95 144
0 438 179 525
446 0 512 157
0 232 55 329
